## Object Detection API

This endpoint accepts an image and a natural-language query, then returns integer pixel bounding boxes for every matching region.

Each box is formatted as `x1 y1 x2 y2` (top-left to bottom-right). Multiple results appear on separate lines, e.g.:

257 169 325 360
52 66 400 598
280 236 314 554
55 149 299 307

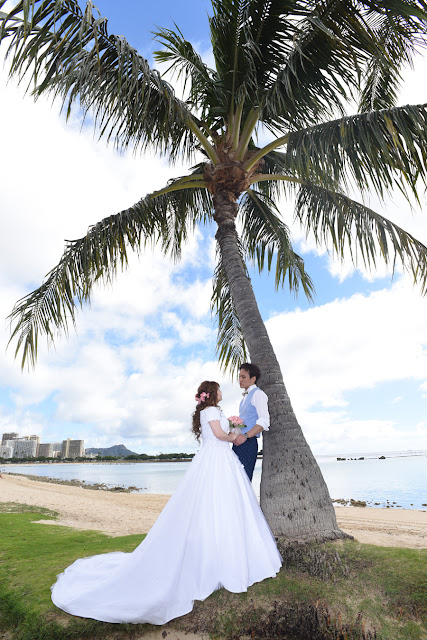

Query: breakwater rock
4 472 143 492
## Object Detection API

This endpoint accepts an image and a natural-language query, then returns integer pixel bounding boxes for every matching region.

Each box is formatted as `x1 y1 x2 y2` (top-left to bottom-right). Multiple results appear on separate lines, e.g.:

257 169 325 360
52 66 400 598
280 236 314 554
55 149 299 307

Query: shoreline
1 473 426 548
1 471 142 492
1 451 426 466
2 471 426 510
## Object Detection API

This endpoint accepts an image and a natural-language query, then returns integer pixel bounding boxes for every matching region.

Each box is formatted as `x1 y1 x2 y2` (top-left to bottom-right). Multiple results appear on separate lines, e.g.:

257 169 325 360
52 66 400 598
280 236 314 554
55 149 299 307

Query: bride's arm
208 421 238 442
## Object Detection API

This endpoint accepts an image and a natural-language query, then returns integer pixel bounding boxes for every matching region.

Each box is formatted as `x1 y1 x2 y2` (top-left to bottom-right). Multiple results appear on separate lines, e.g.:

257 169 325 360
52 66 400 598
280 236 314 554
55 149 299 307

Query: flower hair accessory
195 391 210 405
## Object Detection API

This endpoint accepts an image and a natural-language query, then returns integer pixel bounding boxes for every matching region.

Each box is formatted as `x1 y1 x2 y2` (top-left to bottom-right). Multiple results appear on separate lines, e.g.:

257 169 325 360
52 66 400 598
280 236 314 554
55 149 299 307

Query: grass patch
0 503 426 639
0 502 59 516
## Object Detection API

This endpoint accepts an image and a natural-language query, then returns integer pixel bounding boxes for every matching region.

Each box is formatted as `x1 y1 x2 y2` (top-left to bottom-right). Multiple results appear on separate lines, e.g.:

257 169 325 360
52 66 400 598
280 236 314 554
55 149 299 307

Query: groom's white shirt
241 384 270 431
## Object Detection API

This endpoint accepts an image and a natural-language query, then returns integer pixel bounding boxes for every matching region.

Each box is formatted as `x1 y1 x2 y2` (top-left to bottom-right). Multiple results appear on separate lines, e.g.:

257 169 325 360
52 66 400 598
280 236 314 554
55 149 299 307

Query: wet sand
1 473 426 548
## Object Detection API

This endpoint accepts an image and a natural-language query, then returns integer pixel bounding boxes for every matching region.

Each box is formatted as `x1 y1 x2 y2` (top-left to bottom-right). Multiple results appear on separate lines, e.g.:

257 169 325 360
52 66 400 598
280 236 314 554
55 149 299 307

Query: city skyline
1 433 84 459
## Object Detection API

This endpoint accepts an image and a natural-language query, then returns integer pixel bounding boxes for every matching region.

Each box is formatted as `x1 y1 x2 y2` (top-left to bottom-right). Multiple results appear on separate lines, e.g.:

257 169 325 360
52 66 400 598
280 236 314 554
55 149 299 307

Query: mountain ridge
85 444 139 457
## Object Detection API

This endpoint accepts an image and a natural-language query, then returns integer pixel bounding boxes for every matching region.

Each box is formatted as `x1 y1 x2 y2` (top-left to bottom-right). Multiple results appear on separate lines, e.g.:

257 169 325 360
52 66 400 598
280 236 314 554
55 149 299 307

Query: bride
51 381 282 625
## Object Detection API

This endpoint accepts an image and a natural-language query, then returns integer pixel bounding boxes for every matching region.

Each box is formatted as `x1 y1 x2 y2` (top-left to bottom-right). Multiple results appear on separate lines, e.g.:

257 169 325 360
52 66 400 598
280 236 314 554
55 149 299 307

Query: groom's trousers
232 437 258 481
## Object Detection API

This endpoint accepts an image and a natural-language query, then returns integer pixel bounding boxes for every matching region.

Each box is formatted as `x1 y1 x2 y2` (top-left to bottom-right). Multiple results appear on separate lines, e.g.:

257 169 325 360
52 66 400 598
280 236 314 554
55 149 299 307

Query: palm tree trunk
213 191 349 542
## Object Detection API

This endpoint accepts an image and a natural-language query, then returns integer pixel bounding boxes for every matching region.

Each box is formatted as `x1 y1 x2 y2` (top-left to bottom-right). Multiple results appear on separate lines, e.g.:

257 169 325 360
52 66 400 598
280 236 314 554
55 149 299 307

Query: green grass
0 504 149 639
182 539 426 640
0 504 426 640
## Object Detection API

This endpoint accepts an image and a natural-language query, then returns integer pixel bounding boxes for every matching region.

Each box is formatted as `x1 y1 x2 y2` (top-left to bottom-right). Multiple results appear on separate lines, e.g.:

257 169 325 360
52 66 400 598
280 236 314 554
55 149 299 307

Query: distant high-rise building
3 440 17 456
27 435 41 455
0 445 13 458
51 442 62 458
61 439 84 459
38 443 53 458
13 439 37 458
2 432 18 444
61 439 69 458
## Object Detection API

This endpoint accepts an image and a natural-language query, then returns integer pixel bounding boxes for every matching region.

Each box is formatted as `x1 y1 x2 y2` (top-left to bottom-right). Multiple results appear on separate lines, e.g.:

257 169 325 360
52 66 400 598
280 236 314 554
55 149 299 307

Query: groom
233 362 270 481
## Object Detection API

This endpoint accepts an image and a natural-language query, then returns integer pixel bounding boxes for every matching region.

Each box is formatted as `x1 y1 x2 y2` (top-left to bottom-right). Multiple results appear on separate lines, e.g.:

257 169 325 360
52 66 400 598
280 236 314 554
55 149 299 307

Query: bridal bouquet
228 415 246 434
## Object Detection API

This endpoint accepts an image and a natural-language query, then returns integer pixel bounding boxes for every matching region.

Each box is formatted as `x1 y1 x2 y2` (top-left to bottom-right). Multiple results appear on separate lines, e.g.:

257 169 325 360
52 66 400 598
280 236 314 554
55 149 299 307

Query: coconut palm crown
2 0 427 541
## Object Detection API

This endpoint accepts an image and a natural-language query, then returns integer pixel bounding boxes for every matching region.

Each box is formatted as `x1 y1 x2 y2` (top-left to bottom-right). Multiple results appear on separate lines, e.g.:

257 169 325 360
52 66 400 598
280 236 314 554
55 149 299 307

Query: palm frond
209 0 250 114
153 27 222 128
155 177 213 261
286 104 427 198
0 1 192 160
358 6 426 112
296 182 427 292
261 0 427 131
212 251 247 377
8 181 212 369
261 0 361 130
252 150 305 200
209 0 306 117
240 189 315 300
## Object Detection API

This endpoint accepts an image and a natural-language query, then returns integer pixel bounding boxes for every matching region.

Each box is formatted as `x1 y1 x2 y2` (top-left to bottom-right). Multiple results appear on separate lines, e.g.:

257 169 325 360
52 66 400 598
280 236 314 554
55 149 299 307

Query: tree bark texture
213 191 348 542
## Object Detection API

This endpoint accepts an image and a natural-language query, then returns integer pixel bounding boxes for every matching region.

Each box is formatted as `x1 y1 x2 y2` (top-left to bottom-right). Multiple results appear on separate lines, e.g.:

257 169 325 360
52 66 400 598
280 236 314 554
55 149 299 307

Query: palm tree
2 0 427 542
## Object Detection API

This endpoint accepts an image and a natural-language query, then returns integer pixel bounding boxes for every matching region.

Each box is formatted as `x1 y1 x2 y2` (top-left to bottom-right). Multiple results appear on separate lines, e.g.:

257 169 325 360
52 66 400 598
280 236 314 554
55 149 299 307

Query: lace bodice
200 406 229 445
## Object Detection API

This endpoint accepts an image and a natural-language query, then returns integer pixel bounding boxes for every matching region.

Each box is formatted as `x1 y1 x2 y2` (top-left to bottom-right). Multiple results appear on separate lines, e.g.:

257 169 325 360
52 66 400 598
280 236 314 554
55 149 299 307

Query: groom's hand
234 434 247 446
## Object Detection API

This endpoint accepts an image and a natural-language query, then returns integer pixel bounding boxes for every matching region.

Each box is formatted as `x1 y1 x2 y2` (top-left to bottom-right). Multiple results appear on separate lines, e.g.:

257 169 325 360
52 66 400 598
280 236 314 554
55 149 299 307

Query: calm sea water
2 450 426 509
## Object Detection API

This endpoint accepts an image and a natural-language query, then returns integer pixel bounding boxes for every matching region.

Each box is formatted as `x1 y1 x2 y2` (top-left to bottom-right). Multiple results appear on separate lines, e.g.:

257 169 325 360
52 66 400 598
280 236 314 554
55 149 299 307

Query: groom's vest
239 387 261 438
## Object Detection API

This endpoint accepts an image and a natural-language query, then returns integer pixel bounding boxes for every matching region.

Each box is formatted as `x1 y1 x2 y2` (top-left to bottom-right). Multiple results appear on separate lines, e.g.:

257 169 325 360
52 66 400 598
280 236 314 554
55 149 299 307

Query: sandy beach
1 473 426 548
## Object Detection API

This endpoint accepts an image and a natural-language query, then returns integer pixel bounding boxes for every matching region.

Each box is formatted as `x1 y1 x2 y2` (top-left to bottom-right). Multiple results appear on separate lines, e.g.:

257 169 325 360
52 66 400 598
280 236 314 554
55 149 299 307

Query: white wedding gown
51 406 282 624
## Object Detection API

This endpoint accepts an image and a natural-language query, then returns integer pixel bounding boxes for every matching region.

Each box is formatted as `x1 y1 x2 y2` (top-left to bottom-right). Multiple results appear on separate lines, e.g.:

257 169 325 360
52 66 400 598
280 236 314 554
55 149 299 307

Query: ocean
2 450 426 510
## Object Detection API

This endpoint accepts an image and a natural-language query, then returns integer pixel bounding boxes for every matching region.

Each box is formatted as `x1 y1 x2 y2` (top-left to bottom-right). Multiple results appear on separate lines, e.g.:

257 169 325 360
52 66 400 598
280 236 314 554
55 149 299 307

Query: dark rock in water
336 457 346 461
358 457 364 460
3 472 142 493
349 499 367 507
379 455 386 459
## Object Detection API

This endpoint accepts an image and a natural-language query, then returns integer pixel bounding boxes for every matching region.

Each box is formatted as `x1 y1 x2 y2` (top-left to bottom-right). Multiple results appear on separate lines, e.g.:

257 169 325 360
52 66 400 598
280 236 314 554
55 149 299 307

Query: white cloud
298 409 427 455
267 278 427 412
265 277 427 452
161 311 214 345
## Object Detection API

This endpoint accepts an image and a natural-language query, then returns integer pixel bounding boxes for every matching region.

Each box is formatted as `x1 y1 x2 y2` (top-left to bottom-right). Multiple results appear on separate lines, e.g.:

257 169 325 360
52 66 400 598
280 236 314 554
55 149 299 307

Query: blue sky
0 0 427 455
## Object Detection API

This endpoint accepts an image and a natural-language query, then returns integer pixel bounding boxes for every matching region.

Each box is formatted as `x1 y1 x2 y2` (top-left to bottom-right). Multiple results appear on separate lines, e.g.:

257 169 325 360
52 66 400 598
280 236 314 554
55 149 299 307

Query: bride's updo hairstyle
191 381 220 441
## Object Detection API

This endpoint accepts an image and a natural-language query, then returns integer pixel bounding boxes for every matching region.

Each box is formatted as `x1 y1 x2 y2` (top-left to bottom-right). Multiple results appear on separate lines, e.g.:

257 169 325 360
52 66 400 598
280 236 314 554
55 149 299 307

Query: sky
1 0 427 456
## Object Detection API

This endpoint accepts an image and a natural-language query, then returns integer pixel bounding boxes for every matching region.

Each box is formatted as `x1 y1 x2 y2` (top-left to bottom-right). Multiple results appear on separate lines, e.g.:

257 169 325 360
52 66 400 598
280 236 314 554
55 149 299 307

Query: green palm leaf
8 183 212 369
296 182 427 292
261 1 427 130
0 1 191 159
357 8 424 112
209 0 307 117
240 189 315 299
152 176 213 260
286 104 427 197
212 251 247 376
153 27 223 130
261 0 360 130
251 150 306 200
